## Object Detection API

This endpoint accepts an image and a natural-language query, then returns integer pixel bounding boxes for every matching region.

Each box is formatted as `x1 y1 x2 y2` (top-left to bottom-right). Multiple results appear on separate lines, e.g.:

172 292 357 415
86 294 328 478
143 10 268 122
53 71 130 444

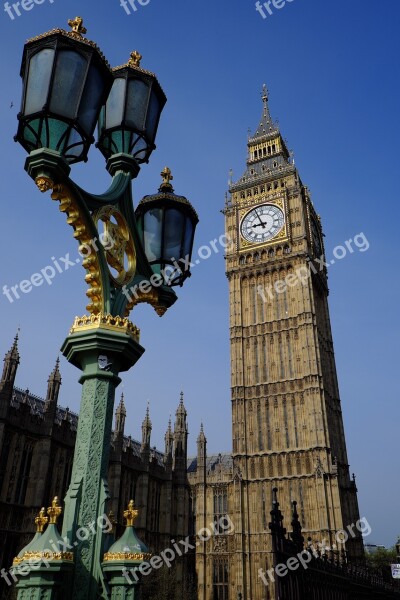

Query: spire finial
262 83 269 104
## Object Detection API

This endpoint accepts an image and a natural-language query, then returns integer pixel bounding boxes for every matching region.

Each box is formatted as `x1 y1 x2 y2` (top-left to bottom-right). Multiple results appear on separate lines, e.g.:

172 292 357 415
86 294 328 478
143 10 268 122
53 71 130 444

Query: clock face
241 204 285 244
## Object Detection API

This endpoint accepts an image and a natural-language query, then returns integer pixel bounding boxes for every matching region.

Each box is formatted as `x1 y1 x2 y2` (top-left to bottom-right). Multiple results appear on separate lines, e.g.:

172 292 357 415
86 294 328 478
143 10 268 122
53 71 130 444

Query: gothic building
0 335 191 598
187 87 363 600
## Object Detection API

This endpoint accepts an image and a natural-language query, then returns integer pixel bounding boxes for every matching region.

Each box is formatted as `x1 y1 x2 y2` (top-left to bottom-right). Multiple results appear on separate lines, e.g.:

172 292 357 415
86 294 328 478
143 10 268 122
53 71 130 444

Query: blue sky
0 0 399 546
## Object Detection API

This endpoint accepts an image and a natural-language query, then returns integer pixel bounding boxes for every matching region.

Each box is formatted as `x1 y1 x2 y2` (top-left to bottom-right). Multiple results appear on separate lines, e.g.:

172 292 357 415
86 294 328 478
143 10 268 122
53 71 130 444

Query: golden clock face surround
238 201 288 250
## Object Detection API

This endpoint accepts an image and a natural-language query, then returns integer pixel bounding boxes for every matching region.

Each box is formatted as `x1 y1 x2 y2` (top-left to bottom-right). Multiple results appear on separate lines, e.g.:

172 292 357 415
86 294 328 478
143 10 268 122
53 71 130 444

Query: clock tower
223 85 363 597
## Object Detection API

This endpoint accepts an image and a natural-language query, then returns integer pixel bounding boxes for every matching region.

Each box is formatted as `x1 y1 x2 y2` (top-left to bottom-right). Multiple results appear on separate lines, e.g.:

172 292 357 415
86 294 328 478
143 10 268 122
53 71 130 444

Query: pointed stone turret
173 391 188 472
0 332 20 415
45 358 62 409
115 392 127 436
164 416 174 464
141 402 152 453
1 332 20 387
196 423 207 480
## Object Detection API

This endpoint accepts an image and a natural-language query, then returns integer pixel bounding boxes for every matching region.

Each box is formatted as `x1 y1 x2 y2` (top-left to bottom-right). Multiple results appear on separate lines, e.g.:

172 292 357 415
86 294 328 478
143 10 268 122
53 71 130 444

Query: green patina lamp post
13 16 198 600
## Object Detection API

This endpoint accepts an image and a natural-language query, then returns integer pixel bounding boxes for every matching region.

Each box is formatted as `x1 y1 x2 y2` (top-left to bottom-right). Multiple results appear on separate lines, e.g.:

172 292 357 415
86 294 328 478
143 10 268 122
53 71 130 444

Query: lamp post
13 17 198 600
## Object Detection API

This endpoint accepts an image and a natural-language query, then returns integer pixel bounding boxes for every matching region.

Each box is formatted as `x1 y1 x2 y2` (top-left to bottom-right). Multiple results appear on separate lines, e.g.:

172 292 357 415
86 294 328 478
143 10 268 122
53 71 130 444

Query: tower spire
1 330 20 385
252 83 277 138
164 415 174 460
173 391 188 473
141 401 152 451
115 392 127 435
45 357 62 408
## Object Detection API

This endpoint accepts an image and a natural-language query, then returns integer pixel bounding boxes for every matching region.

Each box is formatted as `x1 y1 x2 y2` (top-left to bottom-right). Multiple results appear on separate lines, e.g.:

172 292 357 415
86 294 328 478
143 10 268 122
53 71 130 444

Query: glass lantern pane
50 50 87 118
126 78 150 131
133 136 148 162
145 90 161 142
105 78 126 129
183 217 194 258
25 49 55 115
164 209 184 261
78 63 106 135
143 208 162 262
46 117 69 151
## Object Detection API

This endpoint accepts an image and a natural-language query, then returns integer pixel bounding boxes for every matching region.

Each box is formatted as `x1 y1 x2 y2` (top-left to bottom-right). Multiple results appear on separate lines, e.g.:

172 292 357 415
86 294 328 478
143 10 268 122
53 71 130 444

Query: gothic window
239 256 245 265
273 161 278 168
240 191 245 199
213 487 228 534
284 245 291 254
15 441 33 504
262 487 267 529
263 147 267 156
262 342 268 382
287 335 294 379
190 491 196 536
129 476 137 505
0 433 11 497
268 146 271 155
247 189 252 197
272 144 276 153
257 402 263 451
268 248 274 258
62 455 73 500
268 456 274 477
305 455 311 473
213 559 229 600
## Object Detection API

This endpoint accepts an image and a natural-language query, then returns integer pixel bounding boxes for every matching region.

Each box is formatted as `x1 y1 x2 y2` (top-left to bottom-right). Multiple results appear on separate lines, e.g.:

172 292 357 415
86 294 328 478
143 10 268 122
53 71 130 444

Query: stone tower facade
188 86 363 600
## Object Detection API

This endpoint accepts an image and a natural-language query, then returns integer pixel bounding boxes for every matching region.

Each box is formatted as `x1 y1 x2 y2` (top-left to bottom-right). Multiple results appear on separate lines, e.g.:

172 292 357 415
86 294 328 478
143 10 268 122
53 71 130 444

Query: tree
365 546 398 582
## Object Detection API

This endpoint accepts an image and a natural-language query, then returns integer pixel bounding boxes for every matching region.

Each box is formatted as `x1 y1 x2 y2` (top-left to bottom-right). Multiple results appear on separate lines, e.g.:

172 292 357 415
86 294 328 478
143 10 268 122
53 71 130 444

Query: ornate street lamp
97 50 166 164
12 17 198 600
16 17 113 164
136 166 199 286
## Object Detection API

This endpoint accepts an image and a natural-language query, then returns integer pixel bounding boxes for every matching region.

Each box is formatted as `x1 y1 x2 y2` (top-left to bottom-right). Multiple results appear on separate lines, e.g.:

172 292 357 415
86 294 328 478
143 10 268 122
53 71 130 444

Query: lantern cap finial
35 507 48 533
159 166 174 192
47 496 62 525
67 16 87 37
128 50 143 68
124 499 139 527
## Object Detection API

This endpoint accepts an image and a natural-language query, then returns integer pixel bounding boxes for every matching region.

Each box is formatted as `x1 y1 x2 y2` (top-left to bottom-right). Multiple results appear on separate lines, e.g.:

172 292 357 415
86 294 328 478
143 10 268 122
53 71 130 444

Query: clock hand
255 210 266 228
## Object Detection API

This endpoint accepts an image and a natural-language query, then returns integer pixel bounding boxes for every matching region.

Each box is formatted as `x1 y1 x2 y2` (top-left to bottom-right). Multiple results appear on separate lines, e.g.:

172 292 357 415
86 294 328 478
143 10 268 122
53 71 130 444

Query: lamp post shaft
62 370 118 598
60 324 145 599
